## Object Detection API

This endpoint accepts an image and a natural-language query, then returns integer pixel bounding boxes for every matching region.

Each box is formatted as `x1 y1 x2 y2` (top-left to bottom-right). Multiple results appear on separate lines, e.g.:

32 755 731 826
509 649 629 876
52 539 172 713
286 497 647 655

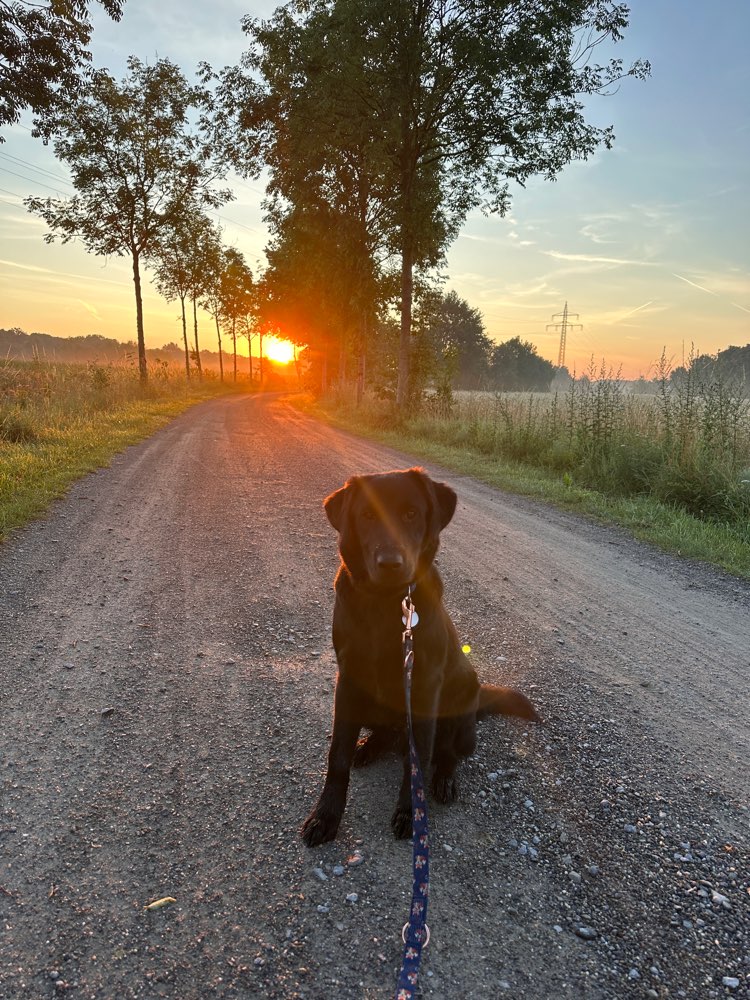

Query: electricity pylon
547 302 582 369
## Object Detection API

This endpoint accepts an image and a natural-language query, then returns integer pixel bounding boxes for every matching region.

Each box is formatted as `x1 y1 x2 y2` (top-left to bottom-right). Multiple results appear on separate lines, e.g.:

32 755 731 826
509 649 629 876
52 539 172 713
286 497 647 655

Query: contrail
673 272 750 314
619 300 655 322
672 272 720 297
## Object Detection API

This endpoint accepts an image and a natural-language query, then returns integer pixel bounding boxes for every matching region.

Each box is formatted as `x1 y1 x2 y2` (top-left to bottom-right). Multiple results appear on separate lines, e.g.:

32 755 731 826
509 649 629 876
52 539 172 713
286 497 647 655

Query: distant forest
0 327 230 371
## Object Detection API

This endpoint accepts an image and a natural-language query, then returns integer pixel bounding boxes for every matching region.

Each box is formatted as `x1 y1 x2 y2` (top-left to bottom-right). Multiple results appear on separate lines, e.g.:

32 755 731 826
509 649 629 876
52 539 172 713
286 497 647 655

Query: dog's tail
477 684 540 723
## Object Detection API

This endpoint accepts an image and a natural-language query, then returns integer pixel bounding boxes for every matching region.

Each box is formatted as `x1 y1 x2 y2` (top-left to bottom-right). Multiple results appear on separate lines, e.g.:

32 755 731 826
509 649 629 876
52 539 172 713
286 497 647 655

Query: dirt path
0 393 747 1000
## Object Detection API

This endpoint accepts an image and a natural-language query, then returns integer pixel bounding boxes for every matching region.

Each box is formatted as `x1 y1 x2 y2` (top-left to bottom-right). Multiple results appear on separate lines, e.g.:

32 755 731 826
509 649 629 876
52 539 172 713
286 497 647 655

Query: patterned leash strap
395 586 430 1000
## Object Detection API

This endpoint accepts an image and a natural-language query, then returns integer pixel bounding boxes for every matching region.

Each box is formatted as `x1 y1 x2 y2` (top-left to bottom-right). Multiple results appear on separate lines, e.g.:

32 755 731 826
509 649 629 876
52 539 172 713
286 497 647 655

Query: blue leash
395 586 430 1000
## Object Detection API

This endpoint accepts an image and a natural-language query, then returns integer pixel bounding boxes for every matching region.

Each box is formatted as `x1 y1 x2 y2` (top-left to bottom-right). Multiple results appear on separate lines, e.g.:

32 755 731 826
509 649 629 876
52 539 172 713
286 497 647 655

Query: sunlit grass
0 359 243 540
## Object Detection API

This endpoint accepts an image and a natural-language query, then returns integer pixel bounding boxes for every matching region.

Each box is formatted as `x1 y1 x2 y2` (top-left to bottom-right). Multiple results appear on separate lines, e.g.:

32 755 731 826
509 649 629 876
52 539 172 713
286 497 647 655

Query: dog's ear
433 480 457 529
325 477 367 580
409 468 456 531
323 477 358 532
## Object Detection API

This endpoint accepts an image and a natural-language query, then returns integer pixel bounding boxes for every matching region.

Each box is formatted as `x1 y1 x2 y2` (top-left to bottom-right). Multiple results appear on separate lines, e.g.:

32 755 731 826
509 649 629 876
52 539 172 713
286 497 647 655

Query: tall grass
0 357 220 442
325 358 750 544
0 357 237 539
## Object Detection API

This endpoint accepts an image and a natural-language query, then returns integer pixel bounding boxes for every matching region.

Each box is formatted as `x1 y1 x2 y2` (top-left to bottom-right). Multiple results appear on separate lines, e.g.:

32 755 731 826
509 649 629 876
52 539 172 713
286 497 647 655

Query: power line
0 151 74 189
0 165 71 197
0 159 266 239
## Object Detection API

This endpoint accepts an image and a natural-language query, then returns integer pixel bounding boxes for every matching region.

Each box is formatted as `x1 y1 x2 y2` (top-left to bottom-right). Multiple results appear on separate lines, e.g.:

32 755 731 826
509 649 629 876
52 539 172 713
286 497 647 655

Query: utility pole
547 302 582 369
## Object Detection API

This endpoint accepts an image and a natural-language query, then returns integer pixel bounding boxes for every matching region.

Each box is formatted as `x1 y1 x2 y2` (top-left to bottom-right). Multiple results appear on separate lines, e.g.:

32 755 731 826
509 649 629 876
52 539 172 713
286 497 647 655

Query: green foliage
0 406 38 443
490 337 557 392
416 289 493 391
206 0 649 407
0 0 124 140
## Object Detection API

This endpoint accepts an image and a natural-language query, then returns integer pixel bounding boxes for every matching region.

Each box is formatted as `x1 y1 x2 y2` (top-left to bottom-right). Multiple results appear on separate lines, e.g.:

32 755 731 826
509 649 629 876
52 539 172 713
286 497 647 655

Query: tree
211 0 648 408
417 289 493 390
151 201 214 380
0 0 124 140
25 56 230 382
219 247 254 382
198 225 228 382
490 336 556 392
260 202 375 394
205 12 388 399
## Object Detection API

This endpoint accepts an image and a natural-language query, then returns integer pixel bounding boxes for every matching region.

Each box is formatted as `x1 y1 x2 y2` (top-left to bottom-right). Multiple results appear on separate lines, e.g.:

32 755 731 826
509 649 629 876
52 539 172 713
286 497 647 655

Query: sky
1 0 748 379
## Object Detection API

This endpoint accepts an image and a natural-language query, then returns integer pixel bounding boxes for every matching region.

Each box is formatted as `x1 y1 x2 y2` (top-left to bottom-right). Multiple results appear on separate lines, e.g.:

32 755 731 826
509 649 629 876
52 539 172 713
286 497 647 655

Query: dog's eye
404 508 417 521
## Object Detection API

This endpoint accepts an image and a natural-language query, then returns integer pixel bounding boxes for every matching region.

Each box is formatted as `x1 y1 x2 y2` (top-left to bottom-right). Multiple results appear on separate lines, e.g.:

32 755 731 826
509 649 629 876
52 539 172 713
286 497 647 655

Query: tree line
7 0 649 404
0 326 254 375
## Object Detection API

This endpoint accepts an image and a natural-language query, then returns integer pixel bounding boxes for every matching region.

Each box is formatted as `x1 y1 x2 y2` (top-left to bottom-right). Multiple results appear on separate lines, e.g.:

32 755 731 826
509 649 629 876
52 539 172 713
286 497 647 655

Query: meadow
0 357 238 540
316 363 750 577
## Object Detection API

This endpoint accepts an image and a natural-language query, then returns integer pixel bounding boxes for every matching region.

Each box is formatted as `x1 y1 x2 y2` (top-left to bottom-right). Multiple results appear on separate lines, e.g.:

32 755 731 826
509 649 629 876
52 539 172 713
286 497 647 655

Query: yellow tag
462 644 471 655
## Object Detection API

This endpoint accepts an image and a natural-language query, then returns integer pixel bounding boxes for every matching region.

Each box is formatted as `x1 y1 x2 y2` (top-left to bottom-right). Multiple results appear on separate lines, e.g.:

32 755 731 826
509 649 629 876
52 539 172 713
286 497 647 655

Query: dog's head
324 467 457 590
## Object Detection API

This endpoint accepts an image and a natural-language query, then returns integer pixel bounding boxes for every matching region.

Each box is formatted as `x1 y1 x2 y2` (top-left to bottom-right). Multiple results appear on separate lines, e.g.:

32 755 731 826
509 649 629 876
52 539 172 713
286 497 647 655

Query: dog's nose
376 551 405 570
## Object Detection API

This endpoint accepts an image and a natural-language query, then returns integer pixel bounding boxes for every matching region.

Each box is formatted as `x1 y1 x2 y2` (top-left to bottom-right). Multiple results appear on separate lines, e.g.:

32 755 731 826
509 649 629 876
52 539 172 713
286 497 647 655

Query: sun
264 336 296 365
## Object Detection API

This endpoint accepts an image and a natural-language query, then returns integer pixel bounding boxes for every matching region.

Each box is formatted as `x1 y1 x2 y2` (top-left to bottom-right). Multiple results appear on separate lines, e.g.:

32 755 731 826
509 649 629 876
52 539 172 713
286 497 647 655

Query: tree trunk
180 295 190 380
356 312 367 407
232 318 237 382
396 239 414 408
214 312 224 382
248 327 253 382
132 250 147 384
338 338 347 390
321 349 328 395
258 331 264 388
192 296 203 381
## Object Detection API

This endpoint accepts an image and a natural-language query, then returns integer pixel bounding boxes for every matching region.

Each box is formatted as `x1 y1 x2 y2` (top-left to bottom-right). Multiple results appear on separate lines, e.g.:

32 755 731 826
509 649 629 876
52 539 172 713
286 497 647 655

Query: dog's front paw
301 807 341 847
391 805 413 840
432 773 458 803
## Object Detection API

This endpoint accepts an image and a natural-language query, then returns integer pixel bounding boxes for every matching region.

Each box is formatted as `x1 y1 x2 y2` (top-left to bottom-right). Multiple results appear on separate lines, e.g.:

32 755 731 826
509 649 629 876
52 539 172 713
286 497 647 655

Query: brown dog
301 467 538 847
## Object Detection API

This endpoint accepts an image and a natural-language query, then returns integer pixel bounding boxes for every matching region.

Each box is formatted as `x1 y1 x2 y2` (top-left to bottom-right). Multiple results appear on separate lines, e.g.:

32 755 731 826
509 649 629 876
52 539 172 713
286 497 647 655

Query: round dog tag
402 609 419 628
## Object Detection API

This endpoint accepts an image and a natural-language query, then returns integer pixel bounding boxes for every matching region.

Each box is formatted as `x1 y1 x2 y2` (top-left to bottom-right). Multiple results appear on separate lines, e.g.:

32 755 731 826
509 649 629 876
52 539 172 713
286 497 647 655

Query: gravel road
0 393 748 1000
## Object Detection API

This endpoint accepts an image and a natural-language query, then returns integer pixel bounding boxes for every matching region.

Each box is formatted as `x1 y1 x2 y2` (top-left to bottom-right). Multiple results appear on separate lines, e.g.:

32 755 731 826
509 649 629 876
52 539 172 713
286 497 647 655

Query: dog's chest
334 603 406 710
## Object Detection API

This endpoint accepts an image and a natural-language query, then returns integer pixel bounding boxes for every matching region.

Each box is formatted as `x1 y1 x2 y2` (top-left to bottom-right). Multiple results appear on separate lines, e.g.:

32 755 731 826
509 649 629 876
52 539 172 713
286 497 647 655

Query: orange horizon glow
263 336 297 365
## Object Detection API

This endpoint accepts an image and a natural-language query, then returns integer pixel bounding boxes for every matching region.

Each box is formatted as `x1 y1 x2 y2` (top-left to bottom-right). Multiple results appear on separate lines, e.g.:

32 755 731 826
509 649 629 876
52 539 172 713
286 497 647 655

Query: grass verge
0 375 236 542
297 395 750 580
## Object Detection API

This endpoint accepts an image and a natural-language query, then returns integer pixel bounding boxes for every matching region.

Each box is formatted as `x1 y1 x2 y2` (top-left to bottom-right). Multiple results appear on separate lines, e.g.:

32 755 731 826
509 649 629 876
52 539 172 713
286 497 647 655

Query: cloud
544 250 655 267
596 301 668 326
0 257 126 288
580 221 619 245
0 257 54 274
78 300 102 320
457 233 504 246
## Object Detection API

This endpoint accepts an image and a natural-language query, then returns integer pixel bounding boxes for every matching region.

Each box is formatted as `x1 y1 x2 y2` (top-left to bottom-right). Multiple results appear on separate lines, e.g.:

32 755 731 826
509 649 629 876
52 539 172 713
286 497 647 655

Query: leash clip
401 585 419 632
